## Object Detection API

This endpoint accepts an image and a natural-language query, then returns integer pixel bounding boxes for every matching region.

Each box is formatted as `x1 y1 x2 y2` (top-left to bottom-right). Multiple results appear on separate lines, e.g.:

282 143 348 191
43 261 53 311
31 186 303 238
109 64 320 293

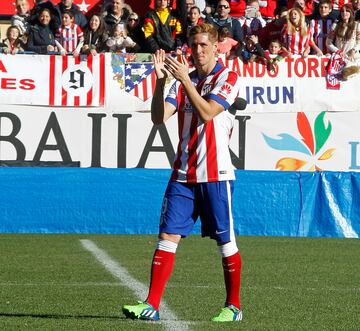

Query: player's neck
196 59 217 79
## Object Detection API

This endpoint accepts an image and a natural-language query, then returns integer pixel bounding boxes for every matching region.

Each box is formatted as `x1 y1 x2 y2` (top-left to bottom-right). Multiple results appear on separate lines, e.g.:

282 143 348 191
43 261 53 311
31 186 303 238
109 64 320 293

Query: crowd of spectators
0 0 359 69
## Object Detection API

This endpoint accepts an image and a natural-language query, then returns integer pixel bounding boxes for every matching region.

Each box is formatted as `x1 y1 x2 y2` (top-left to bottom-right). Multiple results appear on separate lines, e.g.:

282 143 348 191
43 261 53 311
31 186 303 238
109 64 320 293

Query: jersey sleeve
207 70 240 110
164 80 179 108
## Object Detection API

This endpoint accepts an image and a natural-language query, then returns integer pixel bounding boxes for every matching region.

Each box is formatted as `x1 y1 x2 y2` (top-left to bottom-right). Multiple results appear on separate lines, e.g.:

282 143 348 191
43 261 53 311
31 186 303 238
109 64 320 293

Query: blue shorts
159 180 235 243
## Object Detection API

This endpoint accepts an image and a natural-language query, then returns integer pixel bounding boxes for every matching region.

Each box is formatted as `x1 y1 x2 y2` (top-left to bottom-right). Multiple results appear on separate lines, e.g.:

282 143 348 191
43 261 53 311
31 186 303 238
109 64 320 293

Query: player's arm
151 50 177 124
164 56 224 123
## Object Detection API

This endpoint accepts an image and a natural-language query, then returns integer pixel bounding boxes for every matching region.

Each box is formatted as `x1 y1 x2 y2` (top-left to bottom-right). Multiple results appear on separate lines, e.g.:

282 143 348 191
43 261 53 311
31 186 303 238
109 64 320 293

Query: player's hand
164 55 189 83
152 49 169 79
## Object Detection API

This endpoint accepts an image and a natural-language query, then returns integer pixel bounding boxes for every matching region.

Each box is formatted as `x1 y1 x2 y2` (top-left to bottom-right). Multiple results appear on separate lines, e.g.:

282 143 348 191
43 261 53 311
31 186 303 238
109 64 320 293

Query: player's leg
198 181 243 322
145 232 180 311
122 181 197 321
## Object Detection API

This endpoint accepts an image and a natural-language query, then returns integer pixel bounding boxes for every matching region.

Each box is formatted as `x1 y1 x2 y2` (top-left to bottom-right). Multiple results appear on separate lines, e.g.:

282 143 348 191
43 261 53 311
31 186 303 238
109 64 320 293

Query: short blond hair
188 23 218 44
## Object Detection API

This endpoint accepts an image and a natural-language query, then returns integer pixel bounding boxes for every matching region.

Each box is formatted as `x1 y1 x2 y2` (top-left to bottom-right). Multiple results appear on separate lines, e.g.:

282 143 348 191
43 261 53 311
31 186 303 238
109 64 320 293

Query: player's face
90 15 100 31
319 4 331 17
39 10 51 26
190 33 217 67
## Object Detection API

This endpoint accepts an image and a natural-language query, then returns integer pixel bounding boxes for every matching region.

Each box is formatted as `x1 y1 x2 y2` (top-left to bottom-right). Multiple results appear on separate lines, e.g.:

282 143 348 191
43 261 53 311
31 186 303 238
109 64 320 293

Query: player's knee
159 232 181 244
217 241 238 257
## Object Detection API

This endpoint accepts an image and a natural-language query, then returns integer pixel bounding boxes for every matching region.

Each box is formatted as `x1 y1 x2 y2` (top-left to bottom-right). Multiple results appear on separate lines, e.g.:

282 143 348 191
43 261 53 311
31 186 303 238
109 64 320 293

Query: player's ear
213 41 218 55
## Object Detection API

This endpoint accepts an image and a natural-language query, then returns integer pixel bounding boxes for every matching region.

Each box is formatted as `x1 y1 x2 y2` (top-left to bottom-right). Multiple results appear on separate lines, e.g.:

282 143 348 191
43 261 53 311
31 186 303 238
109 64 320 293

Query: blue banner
0 168 358 238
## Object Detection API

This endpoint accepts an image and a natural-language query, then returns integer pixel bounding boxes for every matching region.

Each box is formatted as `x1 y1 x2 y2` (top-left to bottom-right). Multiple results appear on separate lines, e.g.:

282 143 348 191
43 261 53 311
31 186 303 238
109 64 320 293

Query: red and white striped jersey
281 26 314 55
57 23 84 53
310 18 333 53
165 62 241 183
330 0 350 10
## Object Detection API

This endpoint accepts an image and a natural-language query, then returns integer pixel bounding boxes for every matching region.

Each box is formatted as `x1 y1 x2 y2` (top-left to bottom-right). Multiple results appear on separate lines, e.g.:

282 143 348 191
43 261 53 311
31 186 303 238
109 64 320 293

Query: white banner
0 54 105 107
1 53 359 112
0 106 360 171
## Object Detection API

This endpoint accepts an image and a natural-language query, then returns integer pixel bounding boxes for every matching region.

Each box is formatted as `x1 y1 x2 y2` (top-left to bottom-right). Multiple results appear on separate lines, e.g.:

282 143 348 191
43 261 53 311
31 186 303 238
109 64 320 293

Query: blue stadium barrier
0 168 359 238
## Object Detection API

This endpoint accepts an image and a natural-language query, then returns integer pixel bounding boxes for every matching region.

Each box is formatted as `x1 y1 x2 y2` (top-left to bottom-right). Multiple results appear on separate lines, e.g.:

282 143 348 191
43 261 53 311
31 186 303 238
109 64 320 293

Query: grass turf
0 234 359 330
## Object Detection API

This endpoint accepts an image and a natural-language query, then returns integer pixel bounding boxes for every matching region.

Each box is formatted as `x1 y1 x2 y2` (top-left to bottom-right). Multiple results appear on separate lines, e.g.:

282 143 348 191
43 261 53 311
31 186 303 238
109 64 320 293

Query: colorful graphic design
124 63 156 101
111 54 126 89
263 112 335 171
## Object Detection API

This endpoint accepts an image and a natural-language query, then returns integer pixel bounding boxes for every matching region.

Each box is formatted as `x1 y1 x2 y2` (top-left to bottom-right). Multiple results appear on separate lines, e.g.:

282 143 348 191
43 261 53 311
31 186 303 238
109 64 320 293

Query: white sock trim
157 239 178 253
218 241 238 258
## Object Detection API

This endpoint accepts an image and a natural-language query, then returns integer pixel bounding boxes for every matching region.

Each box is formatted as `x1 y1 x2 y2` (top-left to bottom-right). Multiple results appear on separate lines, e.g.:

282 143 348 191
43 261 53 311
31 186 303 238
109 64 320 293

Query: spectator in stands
56 0 88 29
310 0 335 54
185 0 196 12
82 14 109 55
29 0 62 34
0 26 25 54
56 9 84 57
259 0 278 21
179 6 204 55
326 0 352 20
238 0 267 37
182 0 206 16
326 4 360 62
281 7 323 56
206 0 244 44
265 38 290 70
288 0 315 18
217 26 242 58
103 0 132 32
106 22 137 52
352 0 360 20
241 34 269 62
126 12 146 52
26 8 58 54
11 0 31 39
258 6 288 49
144 0 183 53
187 5 203 29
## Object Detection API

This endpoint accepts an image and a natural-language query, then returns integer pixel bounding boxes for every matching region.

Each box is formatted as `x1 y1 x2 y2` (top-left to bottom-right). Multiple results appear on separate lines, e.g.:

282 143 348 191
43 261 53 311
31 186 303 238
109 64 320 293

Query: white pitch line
80 239 191 331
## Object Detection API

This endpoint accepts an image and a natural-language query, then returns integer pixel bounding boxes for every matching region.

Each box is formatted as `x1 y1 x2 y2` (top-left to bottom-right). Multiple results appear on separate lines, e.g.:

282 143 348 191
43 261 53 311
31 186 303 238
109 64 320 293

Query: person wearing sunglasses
126 12 147 52
206 0 244 44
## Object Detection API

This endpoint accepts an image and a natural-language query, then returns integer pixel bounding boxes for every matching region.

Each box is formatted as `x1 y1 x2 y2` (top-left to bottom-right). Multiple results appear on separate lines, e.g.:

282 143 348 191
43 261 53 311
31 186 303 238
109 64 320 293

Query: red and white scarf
326 51 346 90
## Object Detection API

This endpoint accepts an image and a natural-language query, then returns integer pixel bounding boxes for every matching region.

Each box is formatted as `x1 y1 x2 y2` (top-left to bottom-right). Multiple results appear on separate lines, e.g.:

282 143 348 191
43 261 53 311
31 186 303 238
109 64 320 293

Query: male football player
122 23 243 322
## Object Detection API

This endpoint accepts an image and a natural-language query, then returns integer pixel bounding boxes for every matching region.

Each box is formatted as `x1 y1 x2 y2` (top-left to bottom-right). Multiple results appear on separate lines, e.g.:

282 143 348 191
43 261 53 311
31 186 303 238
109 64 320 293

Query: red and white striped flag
49 54 105 107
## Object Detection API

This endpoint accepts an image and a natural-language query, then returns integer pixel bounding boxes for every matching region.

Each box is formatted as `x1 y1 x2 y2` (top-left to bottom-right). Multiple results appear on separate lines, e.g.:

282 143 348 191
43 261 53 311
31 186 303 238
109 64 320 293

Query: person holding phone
238 0 266 37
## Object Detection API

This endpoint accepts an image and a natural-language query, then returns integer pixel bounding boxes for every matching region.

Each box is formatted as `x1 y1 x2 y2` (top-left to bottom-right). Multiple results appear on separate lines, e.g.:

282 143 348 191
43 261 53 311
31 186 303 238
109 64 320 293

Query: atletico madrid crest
124 63 156 101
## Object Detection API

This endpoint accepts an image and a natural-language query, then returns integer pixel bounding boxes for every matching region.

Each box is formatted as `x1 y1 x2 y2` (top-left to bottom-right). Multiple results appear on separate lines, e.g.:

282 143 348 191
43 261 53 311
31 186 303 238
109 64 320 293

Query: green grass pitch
0 234 359 330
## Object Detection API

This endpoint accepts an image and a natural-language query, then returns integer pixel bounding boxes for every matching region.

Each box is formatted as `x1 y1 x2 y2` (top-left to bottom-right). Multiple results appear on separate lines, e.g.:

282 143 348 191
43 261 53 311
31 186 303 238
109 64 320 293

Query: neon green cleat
122 301 160 321
211 305 243 322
